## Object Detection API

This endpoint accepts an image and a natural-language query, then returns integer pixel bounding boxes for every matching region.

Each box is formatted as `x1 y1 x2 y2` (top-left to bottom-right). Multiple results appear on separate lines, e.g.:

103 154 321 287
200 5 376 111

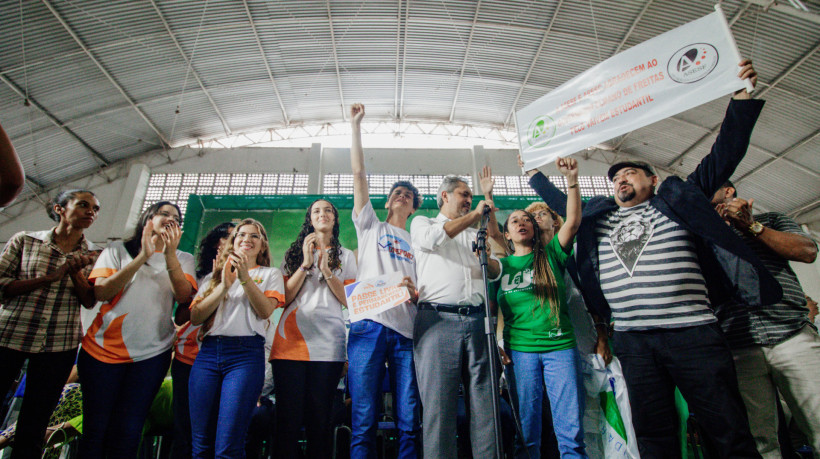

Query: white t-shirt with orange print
84 241 197 363
193 266 285 338
271 247 357 363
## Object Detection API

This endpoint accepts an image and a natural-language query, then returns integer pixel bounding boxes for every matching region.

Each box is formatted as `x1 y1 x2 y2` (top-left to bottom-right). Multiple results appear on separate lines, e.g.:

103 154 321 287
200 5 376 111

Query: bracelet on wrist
300 265 311 272
568 183 579 189
240 278 250 285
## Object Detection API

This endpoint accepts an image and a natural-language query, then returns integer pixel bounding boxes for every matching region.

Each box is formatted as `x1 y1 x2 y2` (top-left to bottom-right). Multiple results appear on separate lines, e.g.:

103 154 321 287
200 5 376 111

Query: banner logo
527 115 557 148
667 44 719 84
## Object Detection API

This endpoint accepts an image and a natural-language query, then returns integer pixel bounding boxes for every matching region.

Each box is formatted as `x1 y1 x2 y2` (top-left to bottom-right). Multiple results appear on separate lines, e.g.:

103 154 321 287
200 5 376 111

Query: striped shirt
0 230 99 353
596 202 716 331
715 212 816 348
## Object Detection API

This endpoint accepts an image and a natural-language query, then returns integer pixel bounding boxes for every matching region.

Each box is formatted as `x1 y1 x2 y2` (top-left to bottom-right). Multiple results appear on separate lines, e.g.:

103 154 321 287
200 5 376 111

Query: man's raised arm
350 103 369 215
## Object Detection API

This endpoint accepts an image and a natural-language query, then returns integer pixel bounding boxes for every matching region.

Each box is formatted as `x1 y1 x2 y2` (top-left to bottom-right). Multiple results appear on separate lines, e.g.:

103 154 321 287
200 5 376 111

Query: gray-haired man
411 176 501 459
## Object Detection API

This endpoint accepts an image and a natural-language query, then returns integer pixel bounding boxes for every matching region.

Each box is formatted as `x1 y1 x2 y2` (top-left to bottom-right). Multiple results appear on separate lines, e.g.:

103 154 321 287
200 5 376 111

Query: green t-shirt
492 235 575 353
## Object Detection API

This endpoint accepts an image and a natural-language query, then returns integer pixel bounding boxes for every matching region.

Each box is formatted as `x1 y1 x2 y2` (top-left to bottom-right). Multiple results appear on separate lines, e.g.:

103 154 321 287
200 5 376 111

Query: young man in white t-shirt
348 103 422 458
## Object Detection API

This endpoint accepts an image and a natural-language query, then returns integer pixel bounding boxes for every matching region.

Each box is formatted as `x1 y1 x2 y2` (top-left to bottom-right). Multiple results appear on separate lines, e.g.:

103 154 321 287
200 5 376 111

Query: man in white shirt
411 175 501 459
348 104 422 458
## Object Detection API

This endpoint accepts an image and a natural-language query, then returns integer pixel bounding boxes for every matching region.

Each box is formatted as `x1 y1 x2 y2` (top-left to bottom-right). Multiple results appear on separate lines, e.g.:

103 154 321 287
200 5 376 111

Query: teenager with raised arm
347 103 422 458
0 189 99 458
491 157 589 458
188 219 283 458
79 201 196 458
270 199 357 459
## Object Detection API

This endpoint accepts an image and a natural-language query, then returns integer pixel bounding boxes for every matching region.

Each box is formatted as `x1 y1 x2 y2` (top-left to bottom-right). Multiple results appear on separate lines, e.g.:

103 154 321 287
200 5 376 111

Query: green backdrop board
179 194 548 266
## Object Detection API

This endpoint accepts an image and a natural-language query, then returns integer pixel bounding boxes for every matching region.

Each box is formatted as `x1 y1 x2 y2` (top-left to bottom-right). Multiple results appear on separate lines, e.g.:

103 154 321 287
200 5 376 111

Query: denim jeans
189 335 265 459
505 347 587 459
0 347 76 459
347 319 421 459
77 348 172 459
613 324 759 459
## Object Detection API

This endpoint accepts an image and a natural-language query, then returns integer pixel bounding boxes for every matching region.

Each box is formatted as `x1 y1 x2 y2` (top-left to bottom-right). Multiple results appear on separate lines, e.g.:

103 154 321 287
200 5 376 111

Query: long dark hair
47 189 96 222
283 199 342 276
196 222 236 279
124 201 181 259
503 210 561 324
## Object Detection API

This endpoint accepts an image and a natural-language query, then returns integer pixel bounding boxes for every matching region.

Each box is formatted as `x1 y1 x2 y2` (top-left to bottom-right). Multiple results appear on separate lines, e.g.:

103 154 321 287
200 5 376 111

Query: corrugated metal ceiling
0 0 818 223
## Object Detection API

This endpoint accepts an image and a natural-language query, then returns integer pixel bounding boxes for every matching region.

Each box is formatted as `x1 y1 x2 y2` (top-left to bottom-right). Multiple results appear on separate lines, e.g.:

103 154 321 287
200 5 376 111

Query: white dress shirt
410 213 500 306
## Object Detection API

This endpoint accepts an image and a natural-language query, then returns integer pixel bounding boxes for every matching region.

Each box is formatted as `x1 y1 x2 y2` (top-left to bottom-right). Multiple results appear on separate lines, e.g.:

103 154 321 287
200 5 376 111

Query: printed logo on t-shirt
377 234 414 263
500 269 533 293
609 213 653 277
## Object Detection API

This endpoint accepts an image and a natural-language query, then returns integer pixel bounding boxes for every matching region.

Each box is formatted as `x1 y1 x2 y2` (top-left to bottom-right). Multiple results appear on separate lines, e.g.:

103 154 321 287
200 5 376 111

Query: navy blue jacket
529 99 782 323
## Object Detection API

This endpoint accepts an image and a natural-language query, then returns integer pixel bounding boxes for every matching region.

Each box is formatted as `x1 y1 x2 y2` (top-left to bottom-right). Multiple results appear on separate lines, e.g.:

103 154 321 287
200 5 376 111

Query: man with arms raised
348 103 422 458
411 174 502 459
524 60 779 458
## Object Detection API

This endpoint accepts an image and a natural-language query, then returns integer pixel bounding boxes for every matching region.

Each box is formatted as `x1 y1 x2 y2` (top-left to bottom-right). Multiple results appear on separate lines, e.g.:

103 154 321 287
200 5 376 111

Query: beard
617 187 636 203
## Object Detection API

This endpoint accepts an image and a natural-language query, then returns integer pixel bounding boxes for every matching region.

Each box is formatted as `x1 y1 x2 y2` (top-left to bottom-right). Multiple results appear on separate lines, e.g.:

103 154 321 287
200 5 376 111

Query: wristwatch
748 221 765 237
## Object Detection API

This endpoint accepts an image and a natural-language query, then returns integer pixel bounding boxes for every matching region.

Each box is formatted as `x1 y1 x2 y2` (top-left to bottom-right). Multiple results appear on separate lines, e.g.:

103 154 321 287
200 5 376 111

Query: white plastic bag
581 354 640 459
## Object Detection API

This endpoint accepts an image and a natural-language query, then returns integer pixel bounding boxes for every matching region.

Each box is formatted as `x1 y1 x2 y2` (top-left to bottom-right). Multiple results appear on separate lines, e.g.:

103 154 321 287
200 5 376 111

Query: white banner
516 6 749 171
345 272 411 322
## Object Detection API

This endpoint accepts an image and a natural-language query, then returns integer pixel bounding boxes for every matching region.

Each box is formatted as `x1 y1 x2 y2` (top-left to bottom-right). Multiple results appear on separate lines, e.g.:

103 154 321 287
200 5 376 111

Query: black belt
418 302 483 315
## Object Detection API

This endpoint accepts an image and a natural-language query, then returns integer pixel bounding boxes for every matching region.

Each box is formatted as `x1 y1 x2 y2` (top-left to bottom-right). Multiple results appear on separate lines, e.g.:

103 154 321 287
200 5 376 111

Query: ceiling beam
789 197 820 219
242 0 290 125
728 2 752 26
611 0 654 55
449 0 482 122
399 0 411 119
40 0 171 148
326 0 346 121
735 127 820 185
503 0 563 128
0 74 110 167
665 40 819 168
743 0 820 25
148 0 232 137
394 0 402 118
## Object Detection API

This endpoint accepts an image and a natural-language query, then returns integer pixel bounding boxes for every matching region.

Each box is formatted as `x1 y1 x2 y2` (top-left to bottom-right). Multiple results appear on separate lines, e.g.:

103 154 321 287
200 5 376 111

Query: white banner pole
714 3 755 94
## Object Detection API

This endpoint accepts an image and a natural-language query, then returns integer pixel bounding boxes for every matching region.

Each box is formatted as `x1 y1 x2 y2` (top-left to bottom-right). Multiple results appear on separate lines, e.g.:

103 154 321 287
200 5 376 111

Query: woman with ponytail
188 218 283 458
492 157 587 458
271 199 357 459
79 200 196 458
0 189 99 458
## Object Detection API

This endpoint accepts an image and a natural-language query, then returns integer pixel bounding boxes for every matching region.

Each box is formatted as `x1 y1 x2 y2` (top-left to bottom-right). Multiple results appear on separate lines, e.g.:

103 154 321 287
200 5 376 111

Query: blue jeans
505 347 587 459
77 348 171 459
189 335 265 459
348 320 421 459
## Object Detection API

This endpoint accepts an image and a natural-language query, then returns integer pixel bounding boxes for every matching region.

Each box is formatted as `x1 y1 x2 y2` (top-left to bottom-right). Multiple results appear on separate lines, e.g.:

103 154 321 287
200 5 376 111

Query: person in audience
0 189 99 458
523 60 774 458
172 221 236 458
271 199 357 459
79 200 196 458
188 218 283 458
411 175 501 459
711 181 820 457
348 103 422 458
491 157 588 458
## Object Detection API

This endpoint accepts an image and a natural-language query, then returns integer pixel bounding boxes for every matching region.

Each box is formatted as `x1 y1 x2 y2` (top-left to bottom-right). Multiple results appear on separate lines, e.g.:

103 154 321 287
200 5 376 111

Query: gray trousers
413 308 499 459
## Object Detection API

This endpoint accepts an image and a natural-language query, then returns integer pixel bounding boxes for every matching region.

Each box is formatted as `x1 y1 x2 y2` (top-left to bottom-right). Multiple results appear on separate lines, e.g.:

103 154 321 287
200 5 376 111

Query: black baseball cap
607 161 656 182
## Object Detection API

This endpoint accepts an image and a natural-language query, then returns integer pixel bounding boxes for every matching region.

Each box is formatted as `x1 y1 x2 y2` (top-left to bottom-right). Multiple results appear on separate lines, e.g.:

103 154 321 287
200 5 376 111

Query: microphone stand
473 206 504 459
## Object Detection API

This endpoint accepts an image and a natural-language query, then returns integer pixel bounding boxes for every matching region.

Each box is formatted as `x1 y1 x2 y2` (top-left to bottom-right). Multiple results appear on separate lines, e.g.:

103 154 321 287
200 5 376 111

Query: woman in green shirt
493 157 587 458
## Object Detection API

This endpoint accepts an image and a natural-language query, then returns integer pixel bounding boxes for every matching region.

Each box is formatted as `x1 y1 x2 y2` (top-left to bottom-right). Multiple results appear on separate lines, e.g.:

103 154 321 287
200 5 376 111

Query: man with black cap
523 59 780 458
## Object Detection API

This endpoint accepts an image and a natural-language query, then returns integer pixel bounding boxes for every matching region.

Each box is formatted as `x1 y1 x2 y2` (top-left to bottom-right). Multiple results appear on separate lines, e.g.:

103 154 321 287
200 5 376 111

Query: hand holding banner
345 272 411 322
516 6 751 171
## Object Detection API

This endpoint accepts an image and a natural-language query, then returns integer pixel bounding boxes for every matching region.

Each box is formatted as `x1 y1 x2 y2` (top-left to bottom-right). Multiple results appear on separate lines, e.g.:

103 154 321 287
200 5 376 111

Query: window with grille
322 174 473 195
142 173 309 217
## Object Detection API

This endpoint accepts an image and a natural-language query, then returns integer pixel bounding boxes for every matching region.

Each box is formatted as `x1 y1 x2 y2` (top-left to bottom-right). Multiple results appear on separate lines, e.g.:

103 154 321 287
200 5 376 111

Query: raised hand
398 276 418 303
474 199 496 217
302 233 317 269
733 59 757 99
479 165 495 197
161 221 182 255
519 153 539 177
231 250 252 283
722 197 755 230
555 156 579 180
351 103 365 126
317 248 331 278
221 254 237 287
140 221 157 260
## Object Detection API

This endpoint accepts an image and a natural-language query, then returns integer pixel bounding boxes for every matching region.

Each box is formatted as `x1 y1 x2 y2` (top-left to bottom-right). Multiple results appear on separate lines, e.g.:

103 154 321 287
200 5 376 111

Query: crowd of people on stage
1 59 819 459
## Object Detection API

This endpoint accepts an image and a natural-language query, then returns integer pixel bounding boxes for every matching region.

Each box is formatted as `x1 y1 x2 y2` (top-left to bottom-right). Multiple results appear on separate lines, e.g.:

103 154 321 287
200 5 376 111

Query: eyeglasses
156 211 182 224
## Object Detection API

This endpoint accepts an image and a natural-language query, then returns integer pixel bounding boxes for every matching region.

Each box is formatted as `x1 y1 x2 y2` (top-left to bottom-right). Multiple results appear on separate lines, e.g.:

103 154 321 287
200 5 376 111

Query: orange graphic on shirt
82 291 133 363
270 306 309 361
